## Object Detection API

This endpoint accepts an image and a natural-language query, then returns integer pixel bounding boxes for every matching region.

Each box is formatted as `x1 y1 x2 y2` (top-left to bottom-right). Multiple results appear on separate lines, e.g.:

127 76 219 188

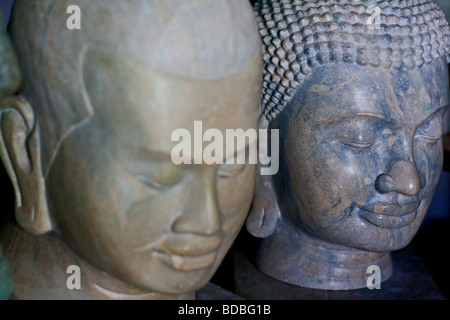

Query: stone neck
255 219 393 290
0 222 195 300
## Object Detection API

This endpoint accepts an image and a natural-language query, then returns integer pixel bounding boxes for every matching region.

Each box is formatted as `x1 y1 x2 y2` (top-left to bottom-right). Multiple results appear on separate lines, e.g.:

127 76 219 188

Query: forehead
295 59 449 125
82 46 261 154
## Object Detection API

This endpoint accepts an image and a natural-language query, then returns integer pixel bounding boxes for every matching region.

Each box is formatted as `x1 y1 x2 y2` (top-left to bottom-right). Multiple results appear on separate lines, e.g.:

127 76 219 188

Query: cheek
288 132 363 218
50 134 172 267
80 157 157 251
217 164 255 237
48 144 129 271
124 192 175 249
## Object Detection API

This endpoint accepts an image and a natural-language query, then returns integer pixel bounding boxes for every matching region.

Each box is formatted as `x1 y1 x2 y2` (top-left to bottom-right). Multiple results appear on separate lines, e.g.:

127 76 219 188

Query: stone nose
171 172 220 236
375 161 423 196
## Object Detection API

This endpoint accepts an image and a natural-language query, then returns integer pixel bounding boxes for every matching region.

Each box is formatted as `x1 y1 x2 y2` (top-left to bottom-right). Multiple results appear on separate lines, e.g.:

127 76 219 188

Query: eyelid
334 139 379 150
218 164 246 178
218 144 251 178
415 134 442 142
416 107 446 136
137 174 167 191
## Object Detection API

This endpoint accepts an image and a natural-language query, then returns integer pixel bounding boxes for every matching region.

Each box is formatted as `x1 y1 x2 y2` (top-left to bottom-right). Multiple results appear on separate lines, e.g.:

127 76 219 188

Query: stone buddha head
0 0 261 299
247 0 450 290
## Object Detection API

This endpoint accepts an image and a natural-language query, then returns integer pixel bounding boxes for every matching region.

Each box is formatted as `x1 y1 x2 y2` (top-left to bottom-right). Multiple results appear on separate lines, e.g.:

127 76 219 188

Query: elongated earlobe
246 117 280 238
246 175 280 238
0 96 51 235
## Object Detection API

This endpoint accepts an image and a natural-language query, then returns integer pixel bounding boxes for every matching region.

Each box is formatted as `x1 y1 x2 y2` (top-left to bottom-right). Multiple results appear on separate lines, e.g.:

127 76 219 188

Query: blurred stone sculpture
247 0 450 290
0 0 261 299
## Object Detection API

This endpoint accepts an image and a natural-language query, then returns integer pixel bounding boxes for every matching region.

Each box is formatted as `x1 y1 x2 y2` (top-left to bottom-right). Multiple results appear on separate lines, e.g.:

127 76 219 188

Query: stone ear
246 173 280 238
0 96 52 235
246 116 280 238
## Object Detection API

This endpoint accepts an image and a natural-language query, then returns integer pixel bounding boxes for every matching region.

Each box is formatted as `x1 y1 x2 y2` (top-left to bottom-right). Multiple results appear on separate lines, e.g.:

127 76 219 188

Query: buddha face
44 47 260 294
272 58 448 252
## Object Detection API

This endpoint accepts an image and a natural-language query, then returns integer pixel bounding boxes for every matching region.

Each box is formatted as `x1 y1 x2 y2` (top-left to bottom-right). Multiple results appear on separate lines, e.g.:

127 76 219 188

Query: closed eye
334 139 378 150
415 106 446 144
218 145 250 178
137 174 167 191
415 134 442 143
218 163 246 178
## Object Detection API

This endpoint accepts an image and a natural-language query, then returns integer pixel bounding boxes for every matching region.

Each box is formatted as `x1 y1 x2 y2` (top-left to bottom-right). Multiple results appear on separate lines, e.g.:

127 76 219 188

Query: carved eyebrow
318 113 389 126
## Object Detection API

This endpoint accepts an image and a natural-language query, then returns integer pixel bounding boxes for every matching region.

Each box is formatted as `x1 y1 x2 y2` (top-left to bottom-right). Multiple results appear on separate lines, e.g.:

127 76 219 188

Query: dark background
0 0 449 299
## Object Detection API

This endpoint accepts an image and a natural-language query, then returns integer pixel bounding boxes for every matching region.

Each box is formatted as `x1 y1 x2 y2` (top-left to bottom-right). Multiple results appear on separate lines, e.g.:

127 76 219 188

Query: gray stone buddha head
0 0 261 299
247 0 450 290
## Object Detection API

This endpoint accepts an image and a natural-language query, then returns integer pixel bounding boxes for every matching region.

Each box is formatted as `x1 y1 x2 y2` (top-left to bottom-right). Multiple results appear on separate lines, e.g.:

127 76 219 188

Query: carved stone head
0 0 261 299
247 0 450 290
